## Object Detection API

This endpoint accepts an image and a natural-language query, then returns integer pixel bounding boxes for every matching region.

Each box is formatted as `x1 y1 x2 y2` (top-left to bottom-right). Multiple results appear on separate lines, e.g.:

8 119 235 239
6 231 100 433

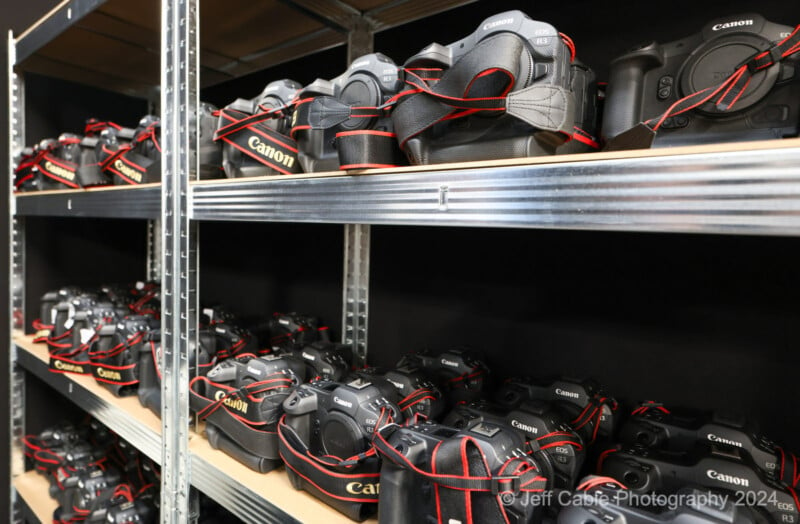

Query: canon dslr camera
393 10 598 165
603 14 800 147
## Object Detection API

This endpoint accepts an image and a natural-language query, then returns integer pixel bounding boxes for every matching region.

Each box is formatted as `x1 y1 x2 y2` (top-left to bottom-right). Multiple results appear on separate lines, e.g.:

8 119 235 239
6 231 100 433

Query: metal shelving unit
7 1 800 523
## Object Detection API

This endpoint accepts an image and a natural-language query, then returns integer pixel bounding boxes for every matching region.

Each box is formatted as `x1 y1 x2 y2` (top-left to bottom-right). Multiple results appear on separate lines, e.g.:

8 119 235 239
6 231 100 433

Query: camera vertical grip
603 44 666 140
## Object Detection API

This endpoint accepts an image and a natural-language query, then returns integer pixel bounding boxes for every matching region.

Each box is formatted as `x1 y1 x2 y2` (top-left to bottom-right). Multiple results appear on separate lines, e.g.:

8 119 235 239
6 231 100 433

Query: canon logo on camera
333 396 353 408
511 419 538 434
706 469 750 487
707 433 743 448
440 358 460 368
555 388 580 399
712 19 754 31
301 352 316 361
483 18 514 31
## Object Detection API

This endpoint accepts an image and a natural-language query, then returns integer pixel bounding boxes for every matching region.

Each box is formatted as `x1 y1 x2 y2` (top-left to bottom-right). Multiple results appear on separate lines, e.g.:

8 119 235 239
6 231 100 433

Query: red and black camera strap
190 372 294 459
84 119 122 137
100 122 161 184
397 387 440 420
37 148 80 188
335 130 408 169
606 23 800 150
570 394 617 445
277 409 391 512
214 107 301 175
88 329 146 389
393 32 576 153
374 424 548 524
47 328 92 375
631 400 671 416
776 446 799 489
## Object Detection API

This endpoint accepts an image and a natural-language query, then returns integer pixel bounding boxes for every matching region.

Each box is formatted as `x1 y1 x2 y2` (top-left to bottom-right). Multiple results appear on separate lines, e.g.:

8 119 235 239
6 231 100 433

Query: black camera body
269 311 330 352
377 421 550 524
293 341 353 382
280 378 400 520
216 79 302 177
558 478 761 524
104 115 161 185
35 287 81 341
283 378 400 460
602 14 800 146
443 398 585 489
90 315 159 397
600 445 799 524
47 294 108 375
192 353 306 472
396 348 489 406
394 10 595 165
621 404 784 481
495 376 617 443
305 53 408 170
53 466 122 519
348 365 446 421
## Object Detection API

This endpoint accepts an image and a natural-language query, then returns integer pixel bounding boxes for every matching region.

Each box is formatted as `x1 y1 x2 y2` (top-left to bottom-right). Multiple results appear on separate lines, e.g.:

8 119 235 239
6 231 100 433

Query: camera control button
657 76 674 100
674 116 689 128
658 87 672 100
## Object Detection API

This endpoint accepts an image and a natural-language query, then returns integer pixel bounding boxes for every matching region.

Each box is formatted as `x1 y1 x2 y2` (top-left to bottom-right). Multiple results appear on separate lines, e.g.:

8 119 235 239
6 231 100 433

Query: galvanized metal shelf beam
13 336 163 463
191 144 800 236
14 185 161 219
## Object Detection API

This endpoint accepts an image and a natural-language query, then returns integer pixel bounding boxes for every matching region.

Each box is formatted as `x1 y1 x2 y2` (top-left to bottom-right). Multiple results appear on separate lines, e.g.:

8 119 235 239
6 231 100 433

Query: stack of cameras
14 106 222 191
192 313 800 524
15 11 798 185
205 9 798 179
23 418 159 523
32 285 263 417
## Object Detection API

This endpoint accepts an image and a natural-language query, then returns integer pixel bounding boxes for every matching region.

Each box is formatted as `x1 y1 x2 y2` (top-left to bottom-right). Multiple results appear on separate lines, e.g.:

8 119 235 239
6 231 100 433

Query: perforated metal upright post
342 225 370 366
160 0 198 522
147 219 162 281
341 25 374 365
7 31 25 524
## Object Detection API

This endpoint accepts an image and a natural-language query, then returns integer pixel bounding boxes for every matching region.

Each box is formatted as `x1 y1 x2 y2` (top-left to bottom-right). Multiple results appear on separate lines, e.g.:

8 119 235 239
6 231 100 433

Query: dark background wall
3 1 800 521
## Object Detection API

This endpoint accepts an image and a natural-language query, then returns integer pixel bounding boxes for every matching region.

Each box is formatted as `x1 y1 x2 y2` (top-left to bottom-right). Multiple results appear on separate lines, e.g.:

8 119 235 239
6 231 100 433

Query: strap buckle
491 475 521 495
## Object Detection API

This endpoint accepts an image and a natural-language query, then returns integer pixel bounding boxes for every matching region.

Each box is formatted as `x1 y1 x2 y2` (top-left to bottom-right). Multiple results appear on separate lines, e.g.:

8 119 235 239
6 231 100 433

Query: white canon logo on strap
712 19 753 31
707 433 743 448
707 469 750 486
333 396 353 408
483 18 514 30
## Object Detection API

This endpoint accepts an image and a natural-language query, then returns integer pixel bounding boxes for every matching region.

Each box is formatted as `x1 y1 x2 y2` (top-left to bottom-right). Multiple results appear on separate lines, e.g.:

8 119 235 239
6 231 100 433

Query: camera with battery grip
303 52 409 170
347 365 447 422
374 420 552 524
603 14 800 149
89 314 160 397
291 340 354 381
558 476 764 523
395 348 490 406
269 311 330 352
214 79 302 177
495 375 618 444
279 378 400 520
443 398 586 489
190 353 306 472
599 443 800 524
392 10 600 166
621 401 798 487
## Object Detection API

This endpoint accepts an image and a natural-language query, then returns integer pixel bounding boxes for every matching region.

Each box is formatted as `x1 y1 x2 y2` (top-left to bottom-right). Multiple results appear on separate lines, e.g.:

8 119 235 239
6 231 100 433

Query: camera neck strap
570 394 617 445
36 147 80 188
776 446 800 489
397 387 440 420
214 107 301 175
88 329 146 388
393 32 575 150
277 414 383 509
84 120 122 137
98 123 161 184
606 23 800 150
374 425 548 524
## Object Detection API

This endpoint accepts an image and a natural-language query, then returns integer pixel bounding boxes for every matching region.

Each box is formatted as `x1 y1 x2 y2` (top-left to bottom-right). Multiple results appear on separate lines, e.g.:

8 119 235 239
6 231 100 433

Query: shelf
191 139 800 236
13 0 476 96
190 427 375 524
14 470 57 524
14 184 161 219
13 334 163 463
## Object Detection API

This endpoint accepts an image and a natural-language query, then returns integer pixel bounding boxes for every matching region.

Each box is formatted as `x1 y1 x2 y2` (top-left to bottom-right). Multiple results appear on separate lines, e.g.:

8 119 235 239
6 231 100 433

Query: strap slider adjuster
491 475 521 495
